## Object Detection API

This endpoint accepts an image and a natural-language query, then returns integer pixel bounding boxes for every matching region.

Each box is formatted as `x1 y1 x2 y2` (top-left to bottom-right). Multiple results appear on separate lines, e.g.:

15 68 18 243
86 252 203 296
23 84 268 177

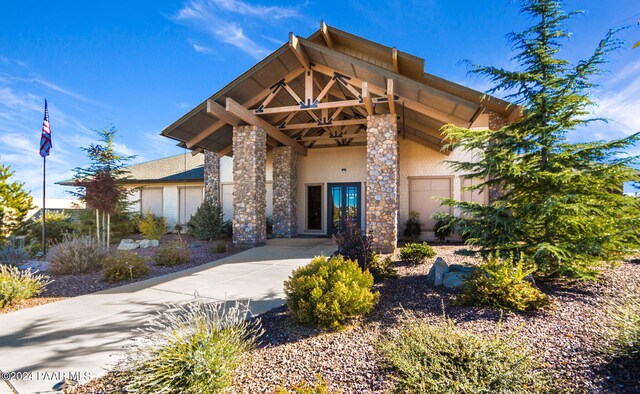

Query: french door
327 183 361 234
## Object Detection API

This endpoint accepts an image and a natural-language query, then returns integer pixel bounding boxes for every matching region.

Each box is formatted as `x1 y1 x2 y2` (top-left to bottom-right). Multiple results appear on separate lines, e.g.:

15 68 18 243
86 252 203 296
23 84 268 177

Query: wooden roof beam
191 147 204 156
280 118 367 130
387 78 396 114
362 81 373 116
403 118 446 142
206 99 239 126
289 33 310 71
226 97 307 156
392 48 399 73
185 67 305 149
321 21 334 48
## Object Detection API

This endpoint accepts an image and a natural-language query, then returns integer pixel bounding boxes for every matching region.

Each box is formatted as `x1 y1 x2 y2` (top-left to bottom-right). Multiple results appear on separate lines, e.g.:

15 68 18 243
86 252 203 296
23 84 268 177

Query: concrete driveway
0 238 333 394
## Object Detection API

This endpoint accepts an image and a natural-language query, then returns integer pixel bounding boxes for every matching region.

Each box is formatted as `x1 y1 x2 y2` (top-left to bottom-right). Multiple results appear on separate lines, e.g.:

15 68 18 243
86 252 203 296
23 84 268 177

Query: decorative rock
442 271 469 289
427 257 449 286
366 114 398 253
117 239 139 250
524 273 538 289
139 239 159 249
449 264 477 275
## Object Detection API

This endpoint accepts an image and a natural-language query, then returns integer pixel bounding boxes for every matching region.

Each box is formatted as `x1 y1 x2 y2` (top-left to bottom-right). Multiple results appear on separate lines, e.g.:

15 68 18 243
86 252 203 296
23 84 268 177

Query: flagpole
42 155 46 254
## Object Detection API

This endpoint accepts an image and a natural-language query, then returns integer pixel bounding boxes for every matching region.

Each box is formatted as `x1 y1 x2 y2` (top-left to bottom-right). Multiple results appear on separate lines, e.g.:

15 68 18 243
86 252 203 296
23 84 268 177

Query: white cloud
172 0 300 59
593 59 640 136
189 40 214 54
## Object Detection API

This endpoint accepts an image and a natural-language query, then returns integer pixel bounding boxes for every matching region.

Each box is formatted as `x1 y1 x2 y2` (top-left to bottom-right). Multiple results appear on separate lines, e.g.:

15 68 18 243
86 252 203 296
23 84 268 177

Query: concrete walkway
0 238 333 394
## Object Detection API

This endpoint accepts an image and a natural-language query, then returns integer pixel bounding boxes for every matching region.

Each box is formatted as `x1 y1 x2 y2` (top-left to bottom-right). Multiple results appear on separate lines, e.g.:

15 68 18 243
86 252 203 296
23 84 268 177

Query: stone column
232 125 267 246
366 114 399 253
203 150 220 207
272 146 297 238
487 111 507 204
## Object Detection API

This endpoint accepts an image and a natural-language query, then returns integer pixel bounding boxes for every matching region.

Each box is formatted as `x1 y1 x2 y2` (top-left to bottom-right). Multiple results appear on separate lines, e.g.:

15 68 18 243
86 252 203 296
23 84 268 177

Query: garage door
409 177 452 231
178 187 203 224
140 187 163 217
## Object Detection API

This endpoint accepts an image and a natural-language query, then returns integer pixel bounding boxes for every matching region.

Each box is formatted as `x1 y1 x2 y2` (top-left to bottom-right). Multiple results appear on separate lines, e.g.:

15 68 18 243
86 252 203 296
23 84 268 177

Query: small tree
71 124 134 248
442 0 640 279
0 163 33 242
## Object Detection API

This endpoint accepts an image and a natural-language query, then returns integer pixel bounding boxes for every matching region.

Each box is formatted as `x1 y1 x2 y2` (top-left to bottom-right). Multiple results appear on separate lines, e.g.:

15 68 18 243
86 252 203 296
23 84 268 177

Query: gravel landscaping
68 244 640 394
0 234 244 314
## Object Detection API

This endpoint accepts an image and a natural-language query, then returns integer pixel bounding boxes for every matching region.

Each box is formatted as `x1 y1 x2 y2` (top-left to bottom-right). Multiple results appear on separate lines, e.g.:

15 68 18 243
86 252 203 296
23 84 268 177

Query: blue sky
0 0 638 199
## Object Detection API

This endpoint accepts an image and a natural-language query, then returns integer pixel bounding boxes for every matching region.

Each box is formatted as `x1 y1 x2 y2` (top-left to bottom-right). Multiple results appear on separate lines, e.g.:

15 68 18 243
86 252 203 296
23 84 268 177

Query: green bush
379 316 552 394
402 210 422 241
0 245 30 266
0 265 51 307
102 251 150 282
601 281 640 361
368 253 397 282
48 236 106 275
77 209 139 242
213 241 227 254
124 297 262 393
20 210 76 246
138 212 167 240
456 253 549 312
275 375 338 394
284 255 379 331
153 242 190 266
400 242 436 264
433 212 455 242
188 201 228 241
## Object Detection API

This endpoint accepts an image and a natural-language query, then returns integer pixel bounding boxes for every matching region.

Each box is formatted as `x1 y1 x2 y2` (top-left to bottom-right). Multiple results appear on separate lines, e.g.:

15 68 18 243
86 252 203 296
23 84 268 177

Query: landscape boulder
117 239 139 251
139 239 159 249
427 257 449 286
442 271 469 289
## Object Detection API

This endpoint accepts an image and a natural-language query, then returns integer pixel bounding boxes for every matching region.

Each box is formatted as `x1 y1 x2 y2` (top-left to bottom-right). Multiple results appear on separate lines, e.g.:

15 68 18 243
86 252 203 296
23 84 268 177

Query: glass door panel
327 183 361 234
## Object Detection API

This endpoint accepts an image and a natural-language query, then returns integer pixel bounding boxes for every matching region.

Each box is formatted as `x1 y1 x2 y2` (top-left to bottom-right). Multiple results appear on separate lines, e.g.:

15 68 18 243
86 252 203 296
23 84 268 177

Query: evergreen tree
442 0 640 280
0 163 33 241
71 124 134 247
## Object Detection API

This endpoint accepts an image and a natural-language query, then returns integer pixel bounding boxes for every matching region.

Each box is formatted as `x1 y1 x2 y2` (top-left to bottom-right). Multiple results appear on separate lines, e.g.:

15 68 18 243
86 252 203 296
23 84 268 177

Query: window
178 187 204 224
140 188 163 217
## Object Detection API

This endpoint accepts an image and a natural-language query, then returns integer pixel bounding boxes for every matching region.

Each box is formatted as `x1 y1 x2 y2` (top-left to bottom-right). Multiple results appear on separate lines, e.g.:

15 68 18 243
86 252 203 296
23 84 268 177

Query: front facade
161 23 519 252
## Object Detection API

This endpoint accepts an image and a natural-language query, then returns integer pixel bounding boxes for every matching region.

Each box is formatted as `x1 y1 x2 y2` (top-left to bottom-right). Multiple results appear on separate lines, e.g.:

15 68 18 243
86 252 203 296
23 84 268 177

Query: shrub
138 212 167 240
433 212 455 242
77 209 139 242
20 210 76 246
368 253 397 282
102 251 150 282
48 236 106 275
213 241 227 254
379 316 552 394
188 201 228 241
153 242 190 266
275 375 339 394
0 245 30 266
284 255 379 330
332 218 373 270
402 210 422 241
601 281 640 361
0 265 51 307
123 297 262 393
456 253 549 312
400 242 436 264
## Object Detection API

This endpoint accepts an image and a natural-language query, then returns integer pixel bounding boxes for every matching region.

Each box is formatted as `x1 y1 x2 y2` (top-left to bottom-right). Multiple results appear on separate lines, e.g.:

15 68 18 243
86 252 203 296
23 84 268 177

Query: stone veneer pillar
272 146 297 238
203 150 220 207
232 125 267 246
487 111 507 204
366 114 399 253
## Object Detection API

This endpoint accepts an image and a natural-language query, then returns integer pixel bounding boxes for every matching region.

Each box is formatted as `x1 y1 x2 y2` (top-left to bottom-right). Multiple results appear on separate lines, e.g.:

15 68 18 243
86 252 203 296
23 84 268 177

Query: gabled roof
57 154 204 186
161 23 520 156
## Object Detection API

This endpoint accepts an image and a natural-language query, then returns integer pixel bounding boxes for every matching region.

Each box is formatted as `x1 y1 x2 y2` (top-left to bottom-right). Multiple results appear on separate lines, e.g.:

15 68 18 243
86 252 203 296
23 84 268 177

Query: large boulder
449 264 477 274
442 271 469 289
117 239 139 251
139 239 159 249
427 257 449 286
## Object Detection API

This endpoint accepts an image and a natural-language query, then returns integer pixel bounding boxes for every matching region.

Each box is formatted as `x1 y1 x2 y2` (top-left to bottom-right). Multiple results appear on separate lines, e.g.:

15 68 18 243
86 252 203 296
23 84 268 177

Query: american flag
39 99 52 157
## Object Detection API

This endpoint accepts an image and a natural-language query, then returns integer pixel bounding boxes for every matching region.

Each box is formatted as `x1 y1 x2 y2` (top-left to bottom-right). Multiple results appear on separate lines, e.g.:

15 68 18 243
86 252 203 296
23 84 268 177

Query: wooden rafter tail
387 79 396 114
191 147 204 156
362 82 373 116
321 21 334 48
392 48 399 73
185 67 305 149
218 145 233 157
225 97 307 156
289 32 310 71
206 99 240 126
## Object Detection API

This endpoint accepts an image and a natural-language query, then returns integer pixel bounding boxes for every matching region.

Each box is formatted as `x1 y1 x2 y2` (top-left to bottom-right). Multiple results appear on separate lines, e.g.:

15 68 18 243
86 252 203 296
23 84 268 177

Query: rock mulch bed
0 234 243 314
69 245 640 393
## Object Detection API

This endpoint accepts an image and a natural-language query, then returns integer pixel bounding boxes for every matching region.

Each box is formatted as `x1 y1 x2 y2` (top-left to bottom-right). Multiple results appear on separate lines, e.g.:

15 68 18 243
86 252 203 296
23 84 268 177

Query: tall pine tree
443 0 640 280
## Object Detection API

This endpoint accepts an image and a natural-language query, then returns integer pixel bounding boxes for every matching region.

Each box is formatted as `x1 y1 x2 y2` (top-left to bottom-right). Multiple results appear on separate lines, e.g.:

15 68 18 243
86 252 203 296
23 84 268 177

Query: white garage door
461 177 487 204
178 187 204 224
409 177 452 231
140 187 163 217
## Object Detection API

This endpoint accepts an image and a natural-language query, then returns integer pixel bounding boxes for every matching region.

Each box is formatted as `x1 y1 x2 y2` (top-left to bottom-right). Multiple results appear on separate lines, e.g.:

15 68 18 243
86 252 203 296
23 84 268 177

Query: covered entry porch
161 23 518 253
